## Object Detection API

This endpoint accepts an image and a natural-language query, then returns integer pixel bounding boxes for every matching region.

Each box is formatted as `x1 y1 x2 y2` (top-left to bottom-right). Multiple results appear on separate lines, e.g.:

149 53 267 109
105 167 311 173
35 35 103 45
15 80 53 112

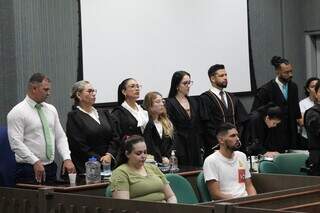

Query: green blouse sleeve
110 167 130 192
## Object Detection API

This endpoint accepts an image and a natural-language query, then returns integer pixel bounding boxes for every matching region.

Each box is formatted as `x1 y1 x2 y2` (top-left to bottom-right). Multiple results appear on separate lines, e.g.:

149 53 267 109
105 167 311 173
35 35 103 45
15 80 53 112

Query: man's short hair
28 73 50 84
28 73 50 90
216 122 236 139
208 64 225 78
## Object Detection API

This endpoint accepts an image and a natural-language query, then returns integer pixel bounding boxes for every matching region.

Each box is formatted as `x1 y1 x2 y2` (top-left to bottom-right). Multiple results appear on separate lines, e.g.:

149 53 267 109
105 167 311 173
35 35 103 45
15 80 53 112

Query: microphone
246 138 259 156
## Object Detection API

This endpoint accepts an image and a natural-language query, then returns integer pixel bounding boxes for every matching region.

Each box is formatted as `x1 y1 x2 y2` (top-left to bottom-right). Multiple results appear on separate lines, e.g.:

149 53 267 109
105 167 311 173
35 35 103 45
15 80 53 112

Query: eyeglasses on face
181 80 193 86
127 84 142 89
85 89 97 94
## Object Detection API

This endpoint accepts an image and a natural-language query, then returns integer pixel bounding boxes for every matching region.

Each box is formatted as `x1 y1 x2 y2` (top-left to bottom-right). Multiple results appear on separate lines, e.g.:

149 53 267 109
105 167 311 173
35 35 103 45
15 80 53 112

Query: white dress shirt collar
76 106 100 124
25 95 42 108
210 86 228 107
275 76 285 88
210 86 223 97
154 120 163 139
121 101 149 131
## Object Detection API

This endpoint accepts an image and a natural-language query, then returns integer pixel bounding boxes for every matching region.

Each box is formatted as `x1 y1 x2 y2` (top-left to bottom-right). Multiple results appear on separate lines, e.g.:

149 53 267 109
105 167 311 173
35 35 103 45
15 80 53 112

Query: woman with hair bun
251 56 301 152
66 80 120 173
112 78 149 140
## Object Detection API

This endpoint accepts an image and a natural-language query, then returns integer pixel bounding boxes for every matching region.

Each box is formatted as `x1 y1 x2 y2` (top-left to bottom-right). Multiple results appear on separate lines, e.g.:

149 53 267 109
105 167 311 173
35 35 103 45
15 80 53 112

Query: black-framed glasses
181 80 193 86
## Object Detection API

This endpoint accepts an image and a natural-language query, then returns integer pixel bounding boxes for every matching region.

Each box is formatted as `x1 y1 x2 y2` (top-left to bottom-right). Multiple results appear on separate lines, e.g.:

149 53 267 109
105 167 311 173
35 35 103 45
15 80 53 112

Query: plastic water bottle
85 157 101 184
169 150 179 172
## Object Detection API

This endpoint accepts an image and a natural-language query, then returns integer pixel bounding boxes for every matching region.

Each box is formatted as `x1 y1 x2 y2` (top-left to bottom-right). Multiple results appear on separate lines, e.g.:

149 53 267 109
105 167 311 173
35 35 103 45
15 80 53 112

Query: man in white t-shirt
203 122 256 200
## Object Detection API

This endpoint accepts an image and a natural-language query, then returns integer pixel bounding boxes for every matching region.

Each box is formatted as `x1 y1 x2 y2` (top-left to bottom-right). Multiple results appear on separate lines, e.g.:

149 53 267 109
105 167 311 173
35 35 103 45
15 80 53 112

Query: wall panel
12 0 79 126
1 0 316 124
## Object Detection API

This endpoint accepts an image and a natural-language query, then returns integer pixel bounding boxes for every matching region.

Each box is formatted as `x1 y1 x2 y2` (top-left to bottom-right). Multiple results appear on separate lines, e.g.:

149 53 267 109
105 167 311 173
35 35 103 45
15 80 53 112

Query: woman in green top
111 135 177 203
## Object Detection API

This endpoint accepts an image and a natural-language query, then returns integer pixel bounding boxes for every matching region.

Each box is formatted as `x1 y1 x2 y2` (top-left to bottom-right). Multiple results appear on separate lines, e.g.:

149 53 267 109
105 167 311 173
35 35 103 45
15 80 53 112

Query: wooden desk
175 166 202 177
16 167 202 197
16 180 109 196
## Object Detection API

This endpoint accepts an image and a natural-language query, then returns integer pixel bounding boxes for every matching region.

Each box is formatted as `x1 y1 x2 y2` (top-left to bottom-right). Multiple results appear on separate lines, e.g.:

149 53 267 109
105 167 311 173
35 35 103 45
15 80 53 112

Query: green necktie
35 104 54 160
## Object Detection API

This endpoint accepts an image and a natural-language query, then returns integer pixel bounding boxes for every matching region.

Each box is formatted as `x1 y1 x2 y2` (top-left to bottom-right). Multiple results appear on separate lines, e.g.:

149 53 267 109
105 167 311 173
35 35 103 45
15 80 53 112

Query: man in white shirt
7 73 75 184
203 123 256 200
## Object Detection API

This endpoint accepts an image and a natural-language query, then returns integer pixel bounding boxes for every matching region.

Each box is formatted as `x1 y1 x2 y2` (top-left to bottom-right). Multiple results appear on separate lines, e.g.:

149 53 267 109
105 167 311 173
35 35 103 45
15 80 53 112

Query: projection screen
80 0 251 103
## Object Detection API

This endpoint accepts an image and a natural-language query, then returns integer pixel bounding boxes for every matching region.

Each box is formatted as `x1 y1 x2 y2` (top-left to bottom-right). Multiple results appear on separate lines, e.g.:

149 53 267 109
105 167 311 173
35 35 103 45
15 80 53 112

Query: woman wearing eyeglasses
66 80 121 173
112 78 149 141
143 92 174 164
166 71 204 166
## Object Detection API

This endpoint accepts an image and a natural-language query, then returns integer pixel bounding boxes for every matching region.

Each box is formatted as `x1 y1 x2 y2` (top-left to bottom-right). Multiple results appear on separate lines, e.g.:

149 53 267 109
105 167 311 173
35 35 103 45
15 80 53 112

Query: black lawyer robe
143 120 173 163
112 106 143 140
200 91 248 157
66 108 121 173
242 110 271 155
166 97 204 166
304 104 320 150
304 104 320 175
251 80 301 151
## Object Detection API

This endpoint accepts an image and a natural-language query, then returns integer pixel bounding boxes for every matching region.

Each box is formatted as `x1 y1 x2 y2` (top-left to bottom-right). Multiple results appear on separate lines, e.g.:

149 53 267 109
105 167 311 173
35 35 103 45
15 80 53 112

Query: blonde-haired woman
143 92 174 164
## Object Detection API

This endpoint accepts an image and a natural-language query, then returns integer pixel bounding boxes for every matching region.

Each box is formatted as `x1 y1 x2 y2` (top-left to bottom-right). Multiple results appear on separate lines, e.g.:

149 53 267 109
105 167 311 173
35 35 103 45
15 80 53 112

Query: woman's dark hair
270 56 290 69
304 77 319 97
257 103 282 120
117 78 134 105
315 80 320 94
266 106 282 120
117 135 145 166
168 71 190 98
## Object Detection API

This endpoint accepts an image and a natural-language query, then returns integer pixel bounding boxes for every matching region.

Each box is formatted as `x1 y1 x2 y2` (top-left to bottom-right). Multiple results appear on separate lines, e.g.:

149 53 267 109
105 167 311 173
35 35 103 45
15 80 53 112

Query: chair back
166 173 198 204
0 127 16 186
105 185 112 197
258 160 280 174
274 153 308 175
196 171 211 202
259 153 308 175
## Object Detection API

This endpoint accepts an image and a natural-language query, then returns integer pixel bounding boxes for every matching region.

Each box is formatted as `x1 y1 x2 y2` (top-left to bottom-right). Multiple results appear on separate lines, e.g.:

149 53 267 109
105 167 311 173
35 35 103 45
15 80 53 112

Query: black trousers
309 150 320 176
16 162 57 184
